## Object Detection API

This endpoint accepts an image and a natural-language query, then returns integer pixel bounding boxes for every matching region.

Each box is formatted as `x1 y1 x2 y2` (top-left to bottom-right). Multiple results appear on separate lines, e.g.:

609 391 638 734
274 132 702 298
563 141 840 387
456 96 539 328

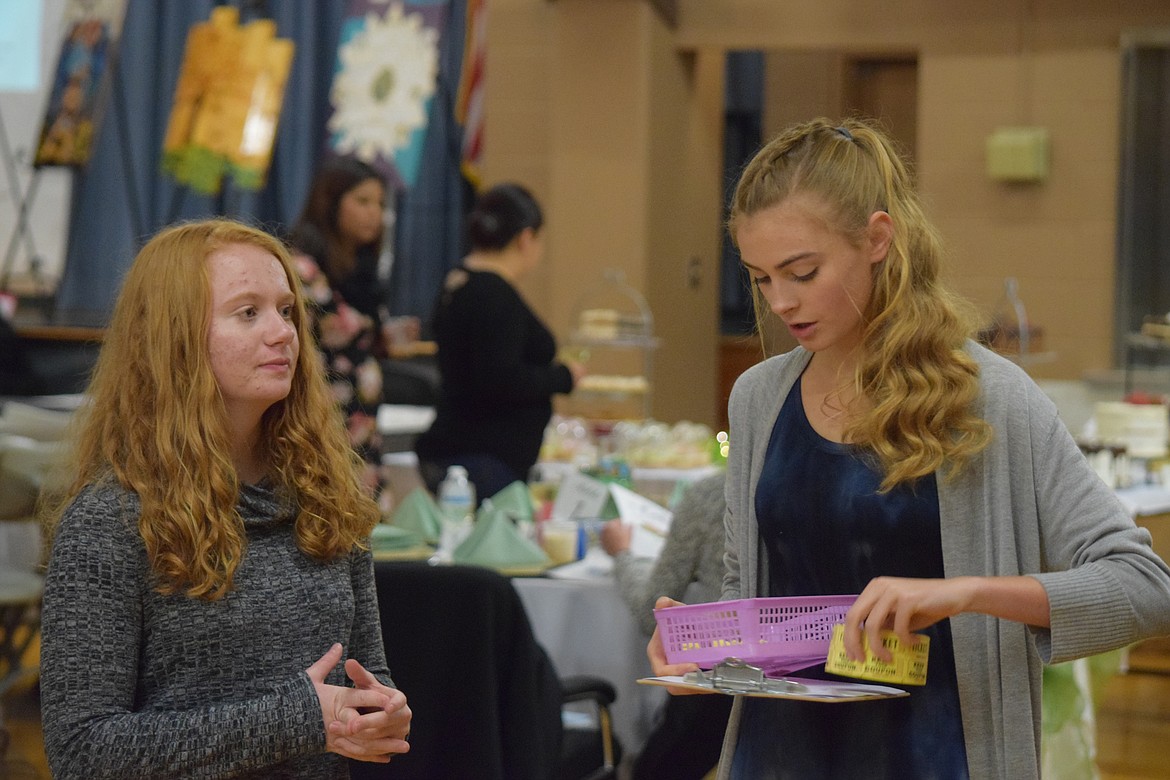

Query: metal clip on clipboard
684 658 806 695
680 658 909 700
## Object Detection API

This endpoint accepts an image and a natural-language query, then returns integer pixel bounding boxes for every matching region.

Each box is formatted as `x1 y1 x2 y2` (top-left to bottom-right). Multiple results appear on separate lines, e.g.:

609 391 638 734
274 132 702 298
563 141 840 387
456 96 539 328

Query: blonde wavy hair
729 117 992 490
44 219 379 599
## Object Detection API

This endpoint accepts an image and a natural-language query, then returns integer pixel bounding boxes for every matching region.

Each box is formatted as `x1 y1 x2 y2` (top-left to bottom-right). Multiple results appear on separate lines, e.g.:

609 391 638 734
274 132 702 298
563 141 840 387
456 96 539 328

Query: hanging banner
327 0 449 193
161 7 295 194
33 0 128 167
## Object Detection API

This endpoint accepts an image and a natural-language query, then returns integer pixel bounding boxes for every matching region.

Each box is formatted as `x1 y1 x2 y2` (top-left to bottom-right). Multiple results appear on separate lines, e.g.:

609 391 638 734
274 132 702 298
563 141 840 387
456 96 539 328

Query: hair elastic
834 126 854 142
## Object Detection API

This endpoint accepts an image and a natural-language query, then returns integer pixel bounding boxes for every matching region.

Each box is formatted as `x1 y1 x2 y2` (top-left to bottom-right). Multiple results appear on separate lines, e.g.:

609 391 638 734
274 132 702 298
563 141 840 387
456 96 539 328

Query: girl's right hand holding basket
647 596 713 695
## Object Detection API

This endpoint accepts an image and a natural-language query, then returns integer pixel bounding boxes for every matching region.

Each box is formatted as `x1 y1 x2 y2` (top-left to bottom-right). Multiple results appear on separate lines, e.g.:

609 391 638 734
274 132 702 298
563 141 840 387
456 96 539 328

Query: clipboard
638 658 908 703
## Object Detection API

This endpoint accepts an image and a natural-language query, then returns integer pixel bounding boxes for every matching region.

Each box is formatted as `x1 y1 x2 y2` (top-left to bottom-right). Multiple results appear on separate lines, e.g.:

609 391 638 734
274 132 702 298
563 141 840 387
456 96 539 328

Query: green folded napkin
390 487 443 545
489 480 535 523
370 522 423 551
454 503 550 570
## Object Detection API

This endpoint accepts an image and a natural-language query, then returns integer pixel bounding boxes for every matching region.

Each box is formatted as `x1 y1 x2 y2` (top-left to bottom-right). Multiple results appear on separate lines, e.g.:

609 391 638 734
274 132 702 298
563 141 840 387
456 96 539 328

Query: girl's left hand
329 658 412 746
843 576 977 663
308 644 412 762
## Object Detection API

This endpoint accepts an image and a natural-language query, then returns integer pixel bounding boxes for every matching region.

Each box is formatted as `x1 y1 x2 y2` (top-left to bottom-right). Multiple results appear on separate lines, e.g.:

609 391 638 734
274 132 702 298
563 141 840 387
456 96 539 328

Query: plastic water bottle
438 465 476 523
436 465 475 560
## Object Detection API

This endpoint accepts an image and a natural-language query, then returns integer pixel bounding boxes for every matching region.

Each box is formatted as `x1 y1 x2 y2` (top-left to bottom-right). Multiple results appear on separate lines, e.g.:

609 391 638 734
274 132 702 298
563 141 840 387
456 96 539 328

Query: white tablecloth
512 575 665 754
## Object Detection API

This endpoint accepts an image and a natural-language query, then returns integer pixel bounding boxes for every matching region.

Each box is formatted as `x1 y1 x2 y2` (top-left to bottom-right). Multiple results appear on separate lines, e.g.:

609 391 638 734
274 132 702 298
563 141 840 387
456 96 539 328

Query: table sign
609 482 672 559
550 470 610 519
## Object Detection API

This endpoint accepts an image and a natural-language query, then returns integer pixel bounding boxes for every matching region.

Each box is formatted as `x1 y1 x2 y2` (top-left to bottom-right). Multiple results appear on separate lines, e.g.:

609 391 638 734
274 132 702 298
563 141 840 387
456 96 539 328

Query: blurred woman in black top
414 183 584 500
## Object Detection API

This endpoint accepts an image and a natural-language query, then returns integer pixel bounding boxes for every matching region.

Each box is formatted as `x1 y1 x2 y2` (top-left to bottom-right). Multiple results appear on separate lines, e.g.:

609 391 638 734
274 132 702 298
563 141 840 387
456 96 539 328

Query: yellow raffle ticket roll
824 624 929 686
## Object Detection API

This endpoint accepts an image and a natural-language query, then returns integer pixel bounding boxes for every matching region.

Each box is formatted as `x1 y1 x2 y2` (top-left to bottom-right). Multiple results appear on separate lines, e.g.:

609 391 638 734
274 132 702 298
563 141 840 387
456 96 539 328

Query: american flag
455 0 487 188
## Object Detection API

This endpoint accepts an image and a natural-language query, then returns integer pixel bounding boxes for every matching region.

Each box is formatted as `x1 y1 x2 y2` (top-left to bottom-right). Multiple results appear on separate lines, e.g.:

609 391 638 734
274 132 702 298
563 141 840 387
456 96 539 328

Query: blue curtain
54 0 468 329
390 0 470 327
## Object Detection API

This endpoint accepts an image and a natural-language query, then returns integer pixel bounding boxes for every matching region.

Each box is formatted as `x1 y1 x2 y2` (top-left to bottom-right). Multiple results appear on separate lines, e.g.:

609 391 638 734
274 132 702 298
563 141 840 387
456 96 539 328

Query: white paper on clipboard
637 675 907 703
609 482 672 559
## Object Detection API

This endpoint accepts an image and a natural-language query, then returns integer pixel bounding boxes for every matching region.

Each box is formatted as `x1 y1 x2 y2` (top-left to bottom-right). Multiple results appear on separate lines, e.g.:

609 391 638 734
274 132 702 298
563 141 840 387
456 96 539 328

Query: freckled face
206 243 299 428
337 178 386 247
736 195 888 364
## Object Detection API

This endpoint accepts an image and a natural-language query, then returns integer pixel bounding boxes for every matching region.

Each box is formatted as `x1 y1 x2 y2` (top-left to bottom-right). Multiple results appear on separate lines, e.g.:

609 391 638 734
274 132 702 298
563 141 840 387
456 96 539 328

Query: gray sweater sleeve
1020 380 1170 662
40 488 328 779
349 547 394 686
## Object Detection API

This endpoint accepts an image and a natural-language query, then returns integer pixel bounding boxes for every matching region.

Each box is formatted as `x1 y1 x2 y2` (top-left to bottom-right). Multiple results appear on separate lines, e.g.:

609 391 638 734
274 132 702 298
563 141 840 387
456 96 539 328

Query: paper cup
542 520 579 565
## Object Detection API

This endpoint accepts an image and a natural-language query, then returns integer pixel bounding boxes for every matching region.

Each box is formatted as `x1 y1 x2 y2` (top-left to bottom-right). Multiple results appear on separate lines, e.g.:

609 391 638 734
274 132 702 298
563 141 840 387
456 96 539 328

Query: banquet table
512 571 666 755
372 453 719 755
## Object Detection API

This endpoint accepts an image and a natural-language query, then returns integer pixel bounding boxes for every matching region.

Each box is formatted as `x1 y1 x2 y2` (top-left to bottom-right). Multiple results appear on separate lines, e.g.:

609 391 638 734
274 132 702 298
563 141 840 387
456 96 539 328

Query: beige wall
479 0 558 309
487 0 721 425
643 32 724 425
920 47 1120 379
484 0 1170 425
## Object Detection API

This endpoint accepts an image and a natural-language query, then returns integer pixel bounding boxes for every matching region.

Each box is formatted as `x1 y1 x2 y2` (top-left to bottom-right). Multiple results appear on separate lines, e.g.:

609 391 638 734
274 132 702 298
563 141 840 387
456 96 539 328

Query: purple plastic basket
654 595 857 669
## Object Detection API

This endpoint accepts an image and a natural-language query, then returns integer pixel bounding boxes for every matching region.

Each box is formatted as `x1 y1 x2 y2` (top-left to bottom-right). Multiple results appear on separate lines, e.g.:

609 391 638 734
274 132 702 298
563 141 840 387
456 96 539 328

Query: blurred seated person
414 183 584 500
599 472 733 780
288 156 420 509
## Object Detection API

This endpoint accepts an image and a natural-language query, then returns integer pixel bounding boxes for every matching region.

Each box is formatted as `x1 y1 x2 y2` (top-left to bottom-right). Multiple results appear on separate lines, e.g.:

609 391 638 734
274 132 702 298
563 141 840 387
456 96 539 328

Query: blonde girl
649 118 1170 780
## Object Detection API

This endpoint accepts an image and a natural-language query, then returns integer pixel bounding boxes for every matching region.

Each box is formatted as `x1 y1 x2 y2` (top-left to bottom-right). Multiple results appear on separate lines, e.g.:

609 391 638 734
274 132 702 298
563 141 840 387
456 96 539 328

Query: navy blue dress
729 380 969 780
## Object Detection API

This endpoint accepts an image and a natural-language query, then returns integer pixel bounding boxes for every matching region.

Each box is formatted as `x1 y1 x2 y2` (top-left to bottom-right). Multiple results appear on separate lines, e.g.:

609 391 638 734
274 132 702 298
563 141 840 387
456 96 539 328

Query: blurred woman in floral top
289 156 406 512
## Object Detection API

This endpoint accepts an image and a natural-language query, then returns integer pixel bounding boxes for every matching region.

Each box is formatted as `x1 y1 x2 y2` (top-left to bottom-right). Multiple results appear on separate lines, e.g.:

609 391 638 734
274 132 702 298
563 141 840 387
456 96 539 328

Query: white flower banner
327 0 449 193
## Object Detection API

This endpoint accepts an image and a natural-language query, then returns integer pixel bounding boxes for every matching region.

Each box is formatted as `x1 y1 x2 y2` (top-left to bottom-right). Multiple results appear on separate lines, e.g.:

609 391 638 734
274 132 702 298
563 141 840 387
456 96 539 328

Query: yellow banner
162 7 293 193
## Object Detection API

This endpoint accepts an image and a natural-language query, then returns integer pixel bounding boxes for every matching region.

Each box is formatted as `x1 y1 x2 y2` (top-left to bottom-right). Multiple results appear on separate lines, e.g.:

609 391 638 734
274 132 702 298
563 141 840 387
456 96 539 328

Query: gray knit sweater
718 342 1170 780
40 481 393 779
611 471 727 635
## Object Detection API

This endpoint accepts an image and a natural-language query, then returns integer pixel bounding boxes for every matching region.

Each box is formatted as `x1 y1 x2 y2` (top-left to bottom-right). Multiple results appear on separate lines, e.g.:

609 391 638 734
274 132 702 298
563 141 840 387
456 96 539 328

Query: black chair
351 562 619 780
0 318 44 397
379 358 439 407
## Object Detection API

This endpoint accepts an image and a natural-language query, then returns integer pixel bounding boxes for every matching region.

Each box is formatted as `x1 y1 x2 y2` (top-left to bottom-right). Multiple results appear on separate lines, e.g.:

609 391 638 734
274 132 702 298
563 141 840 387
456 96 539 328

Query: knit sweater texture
718 342 1170 780
40 481 392 779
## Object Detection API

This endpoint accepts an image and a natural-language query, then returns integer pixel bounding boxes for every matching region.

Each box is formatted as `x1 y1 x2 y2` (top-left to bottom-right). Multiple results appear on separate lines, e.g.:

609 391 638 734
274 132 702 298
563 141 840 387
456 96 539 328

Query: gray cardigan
40 481 393 779
719 342 1170 780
